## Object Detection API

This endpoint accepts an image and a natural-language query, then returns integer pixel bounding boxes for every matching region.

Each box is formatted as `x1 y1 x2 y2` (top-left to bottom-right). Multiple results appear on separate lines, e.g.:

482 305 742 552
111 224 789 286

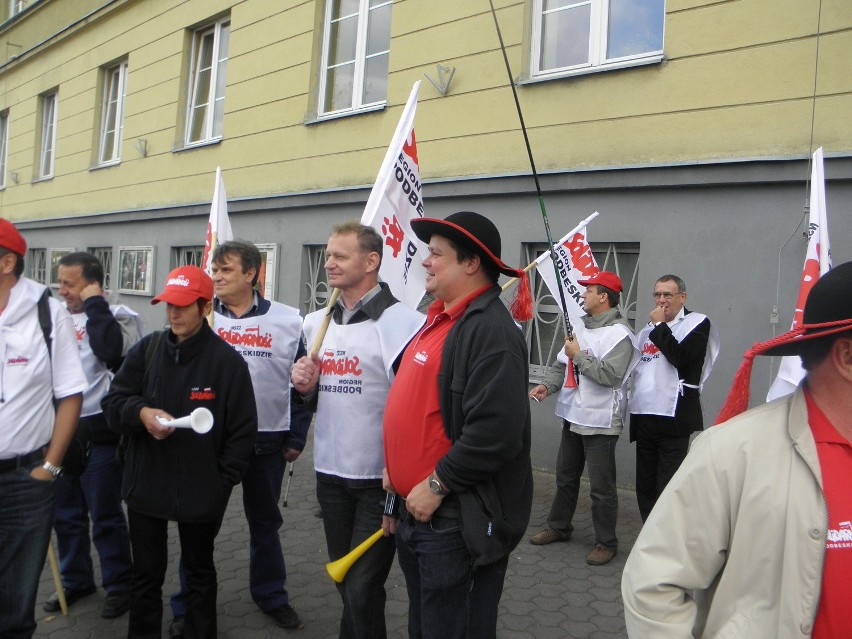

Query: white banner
201 166 234 275
360 82 427 308
766 147 831 401
534 212 600 325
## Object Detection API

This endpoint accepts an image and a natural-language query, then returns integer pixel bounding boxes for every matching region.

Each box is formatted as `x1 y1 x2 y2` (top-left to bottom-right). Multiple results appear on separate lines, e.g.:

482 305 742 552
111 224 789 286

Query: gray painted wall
17 157 852 486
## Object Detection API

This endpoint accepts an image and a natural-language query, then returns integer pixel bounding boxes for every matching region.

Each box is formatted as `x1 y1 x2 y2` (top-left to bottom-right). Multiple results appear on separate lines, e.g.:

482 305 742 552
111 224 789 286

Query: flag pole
501 212 601 291
487 0 574 339
309 288 341 357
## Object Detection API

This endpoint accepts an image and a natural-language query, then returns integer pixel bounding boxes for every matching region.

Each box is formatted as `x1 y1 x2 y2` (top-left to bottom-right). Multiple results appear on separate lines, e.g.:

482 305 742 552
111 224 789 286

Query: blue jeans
53 435 132 593
171 432 289 617
395 508 508 639
316 477 396 639
0 464 55 639
546 423 618 549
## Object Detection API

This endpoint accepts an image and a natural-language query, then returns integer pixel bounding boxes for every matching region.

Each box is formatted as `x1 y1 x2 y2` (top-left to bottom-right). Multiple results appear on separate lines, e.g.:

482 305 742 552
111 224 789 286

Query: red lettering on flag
402 131 419 166
567 233 597 278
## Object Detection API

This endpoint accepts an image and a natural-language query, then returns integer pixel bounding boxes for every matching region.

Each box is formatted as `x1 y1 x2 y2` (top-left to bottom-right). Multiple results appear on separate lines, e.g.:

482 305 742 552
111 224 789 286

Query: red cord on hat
509 271 533 322
715 318 852 424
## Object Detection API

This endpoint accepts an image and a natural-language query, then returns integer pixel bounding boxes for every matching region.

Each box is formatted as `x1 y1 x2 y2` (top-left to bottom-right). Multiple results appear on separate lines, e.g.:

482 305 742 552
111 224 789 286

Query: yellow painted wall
0 0 849 221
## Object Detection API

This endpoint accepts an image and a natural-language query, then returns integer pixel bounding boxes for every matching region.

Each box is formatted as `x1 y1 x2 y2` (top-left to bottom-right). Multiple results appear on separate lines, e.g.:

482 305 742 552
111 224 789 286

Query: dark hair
331 221 383 265
656 274 686 293
0 247 25 278
800 333 849 371
58 251 105 286
446 237 499 284
212 240 262 286
593 284 621 308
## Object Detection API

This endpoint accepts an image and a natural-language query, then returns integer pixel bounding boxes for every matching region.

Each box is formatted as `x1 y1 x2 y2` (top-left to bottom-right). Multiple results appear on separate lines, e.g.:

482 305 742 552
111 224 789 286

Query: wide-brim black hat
410 211 521 278
762 260 852 357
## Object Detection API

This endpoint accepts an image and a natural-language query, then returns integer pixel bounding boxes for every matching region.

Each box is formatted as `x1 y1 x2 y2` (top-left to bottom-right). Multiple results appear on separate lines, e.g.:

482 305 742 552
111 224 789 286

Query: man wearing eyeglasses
628 275 719 522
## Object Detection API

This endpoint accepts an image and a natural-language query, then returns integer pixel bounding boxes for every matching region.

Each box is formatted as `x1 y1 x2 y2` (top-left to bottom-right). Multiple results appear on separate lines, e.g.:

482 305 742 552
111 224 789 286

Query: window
518 241 639 382
38 91 58 178
301 245 331 315
89 246 114 289
531 0 664 79
0 112 8 189
99 61 128 165
186 18 230 145
9 0 34 17
318 0 392 117
26 248 47 284
173 245 204 268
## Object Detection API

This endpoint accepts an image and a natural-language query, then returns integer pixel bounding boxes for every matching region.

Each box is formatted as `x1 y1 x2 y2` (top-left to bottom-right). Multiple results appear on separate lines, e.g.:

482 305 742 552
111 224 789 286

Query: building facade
2 0 850 479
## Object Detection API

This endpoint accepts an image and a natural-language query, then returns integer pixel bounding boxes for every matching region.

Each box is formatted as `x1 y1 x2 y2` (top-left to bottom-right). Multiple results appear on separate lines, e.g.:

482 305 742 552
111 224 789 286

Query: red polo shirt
806 389 852 638
383 285 491 497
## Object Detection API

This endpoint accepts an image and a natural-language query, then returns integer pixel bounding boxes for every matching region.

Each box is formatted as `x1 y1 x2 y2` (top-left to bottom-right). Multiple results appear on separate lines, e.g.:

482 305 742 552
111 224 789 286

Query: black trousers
127 509 223 639
633 417 691 522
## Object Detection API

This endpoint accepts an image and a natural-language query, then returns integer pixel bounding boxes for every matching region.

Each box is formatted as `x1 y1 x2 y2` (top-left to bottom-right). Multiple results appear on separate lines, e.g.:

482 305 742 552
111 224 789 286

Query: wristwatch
428 473 450 496
42 461 64 477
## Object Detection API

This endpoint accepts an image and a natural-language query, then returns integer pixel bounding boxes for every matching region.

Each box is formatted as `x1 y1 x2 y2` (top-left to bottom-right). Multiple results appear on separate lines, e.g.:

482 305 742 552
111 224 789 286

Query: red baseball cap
151 265 213 306
578 271 623 293
0 218 27 256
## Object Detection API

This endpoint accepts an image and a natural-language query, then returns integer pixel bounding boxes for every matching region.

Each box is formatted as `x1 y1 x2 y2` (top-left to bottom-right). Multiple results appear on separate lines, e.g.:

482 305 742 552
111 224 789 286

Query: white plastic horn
156 407 214 434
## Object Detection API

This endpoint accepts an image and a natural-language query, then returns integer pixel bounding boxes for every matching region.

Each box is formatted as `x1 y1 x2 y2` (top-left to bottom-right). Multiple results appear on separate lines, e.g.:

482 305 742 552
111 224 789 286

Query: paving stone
34 434 640 638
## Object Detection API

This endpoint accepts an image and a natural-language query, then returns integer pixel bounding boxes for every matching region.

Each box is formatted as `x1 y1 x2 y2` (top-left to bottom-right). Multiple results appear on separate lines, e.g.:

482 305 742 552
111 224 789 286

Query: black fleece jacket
102 322 257 523
433 285 533 547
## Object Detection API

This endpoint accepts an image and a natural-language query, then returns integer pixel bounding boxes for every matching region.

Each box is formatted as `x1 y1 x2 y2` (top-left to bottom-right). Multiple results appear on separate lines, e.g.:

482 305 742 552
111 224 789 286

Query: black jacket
434 285 533 552
629 309 711 439
102 322 257 522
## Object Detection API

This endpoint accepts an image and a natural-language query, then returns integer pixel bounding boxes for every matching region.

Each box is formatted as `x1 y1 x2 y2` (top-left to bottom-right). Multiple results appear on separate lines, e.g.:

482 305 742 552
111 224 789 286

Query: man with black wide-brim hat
382 211 533 638
622 261 852 637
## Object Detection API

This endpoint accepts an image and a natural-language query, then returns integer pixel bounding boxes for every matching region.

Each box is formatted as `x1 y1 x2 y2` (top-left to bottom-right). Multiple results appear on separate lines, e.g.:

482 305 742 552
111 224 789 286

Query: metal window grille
27 248 47 284
517 241 640 383
89 246 114 290
173 246 204 268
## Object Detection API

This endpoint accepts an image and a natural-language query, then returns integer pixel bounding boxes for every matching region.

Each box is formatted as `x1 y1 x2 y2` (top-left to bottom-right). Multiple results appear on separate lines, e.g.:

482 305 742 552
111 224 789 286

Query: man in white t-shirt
0 218 87 637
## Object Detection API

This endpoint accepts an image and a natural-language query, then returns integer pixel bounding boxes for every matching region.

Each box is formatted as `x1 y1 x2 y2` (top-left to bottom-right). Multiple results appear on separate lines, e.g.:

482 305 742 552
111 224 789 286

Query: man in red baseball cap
529 271 638 566
102 264 257 638
0 218 87 637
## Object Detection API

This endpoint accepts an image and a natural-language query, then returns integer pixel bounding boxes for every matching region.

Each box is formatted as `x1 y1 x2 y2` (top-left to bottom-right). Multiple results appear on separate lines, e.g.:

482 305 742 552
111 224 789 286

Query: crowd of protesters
2 214 849 639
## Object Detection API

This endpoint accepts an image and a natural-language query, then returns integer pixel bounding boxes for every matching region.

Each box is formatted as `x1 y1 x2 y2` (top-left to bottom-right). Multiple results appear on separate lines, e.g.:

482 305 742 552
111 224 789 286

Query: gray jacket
542 307 635 435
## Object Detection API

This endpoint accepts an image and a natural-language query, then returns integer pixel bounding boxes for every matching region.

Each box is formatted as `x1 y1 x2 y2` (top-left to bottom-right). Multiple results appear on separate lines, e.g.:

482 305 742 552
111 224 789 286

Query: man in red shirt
383 211 533 639
622 261 852 638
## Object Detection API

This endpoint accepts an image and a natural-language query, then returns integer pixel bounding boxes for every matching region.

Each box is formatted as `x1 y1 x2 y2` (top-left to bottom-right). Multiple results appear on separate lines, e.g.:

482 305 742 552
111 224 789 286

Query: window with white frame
39 91 58 178
531 0 664 79
99 61 128 165
0 112 8 189
186 18 230 145
318 0 392 117
9 0 35 17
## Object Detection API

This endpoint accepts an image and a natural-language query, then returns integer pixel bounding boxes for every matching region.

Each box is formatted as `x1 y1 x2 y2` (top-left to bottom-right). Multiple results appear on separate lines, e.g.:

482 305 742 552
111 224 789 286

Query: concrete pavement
35 433 641 638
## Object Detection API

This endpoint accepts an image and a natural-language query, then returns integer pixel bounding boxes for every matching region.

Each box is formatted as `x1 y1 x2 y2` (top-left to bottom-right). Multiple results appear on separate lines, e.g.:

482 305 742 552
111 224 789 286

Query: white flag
766 147 831 401
360 82 427 308
201 166 233 275
534 212 601 325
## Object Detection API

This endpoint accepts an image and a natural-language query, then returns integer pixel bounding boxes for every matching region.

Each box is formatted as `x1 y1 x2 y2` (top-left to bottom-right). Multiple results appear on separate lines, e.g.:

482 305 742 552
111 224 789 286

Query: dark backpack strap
143 331 164 386
37 288 53 358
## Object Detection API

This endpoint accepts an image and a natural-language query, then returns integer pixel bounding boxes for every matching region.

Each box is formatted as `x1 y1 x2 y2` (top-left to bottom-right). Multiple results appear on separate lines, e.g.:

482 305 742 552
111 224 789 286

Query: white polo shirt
1 278 87 457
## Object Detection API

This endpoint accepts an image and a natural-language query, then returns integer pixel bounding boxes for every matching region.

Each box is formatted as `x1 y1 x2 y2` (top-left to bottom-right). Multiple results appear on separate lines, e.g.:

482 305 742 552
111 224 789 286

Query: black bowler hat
411 211 522 278
761 261 852 356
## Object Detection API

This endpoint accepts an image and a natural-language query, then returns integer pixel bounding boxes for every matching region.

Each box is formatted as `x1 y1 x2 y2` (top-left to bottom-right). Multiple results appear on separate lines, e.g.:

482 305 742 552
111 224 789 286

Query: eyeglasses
652 291 682 300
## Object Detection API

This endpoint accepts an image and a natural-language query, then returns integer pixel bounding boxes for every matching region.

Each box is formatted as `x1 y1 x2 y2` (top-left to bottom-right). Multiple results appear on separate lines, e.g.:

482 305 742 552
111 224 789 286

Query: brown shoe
529 528 570 545
586 544 616 565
